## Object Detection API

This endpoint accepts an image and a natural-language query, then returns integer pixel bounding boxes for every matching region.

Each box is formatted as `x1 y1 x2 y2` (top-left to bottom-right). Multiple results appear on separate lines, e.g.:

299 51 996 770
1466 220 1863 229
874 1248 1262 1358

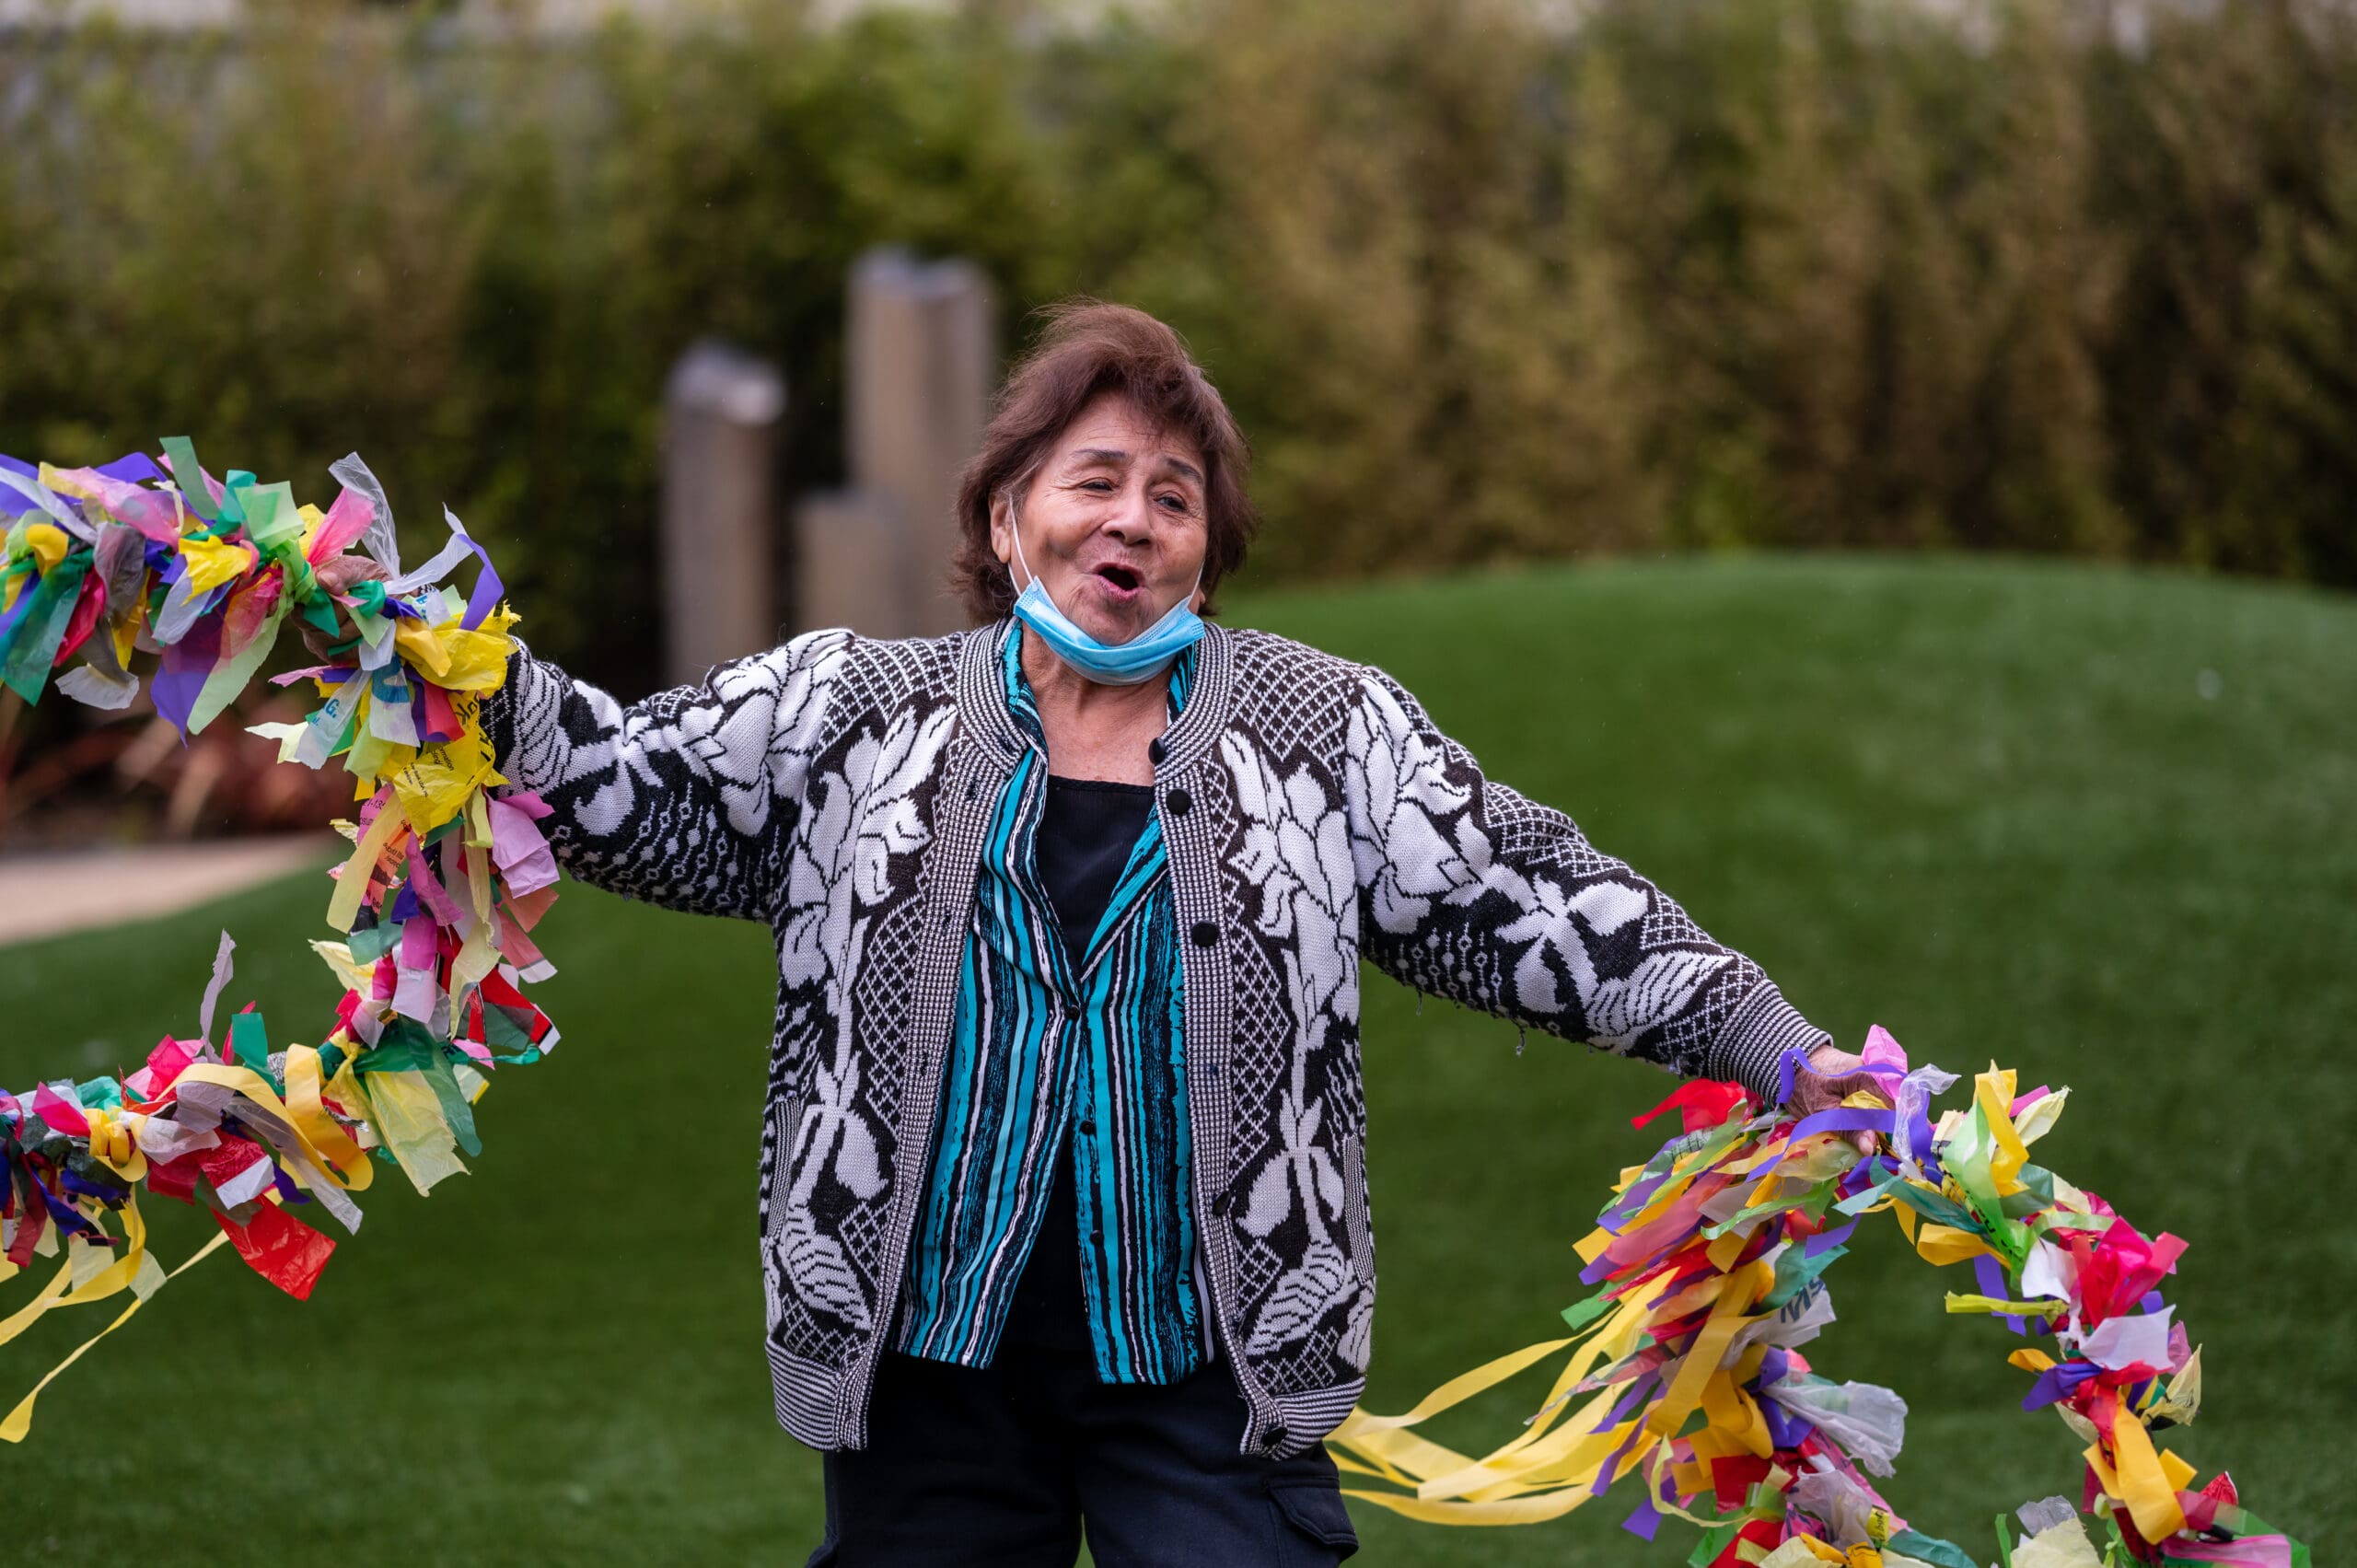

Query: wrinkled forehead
1041 391 1208 484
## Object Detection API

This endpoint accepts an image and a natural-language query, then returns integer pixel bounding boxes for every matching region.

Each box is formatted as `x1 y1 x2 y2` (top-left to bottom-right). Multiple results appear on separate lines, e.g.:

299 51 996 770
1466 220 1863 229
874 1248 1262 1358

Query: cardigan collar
955 618 1235 781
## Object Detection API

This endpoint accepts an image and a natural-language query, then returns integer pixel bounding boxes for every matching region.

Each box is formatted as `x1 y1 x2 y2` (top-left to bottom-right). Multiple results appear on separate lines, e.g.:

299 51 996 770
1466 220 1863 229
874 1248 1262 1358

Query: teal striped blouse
894 628 1205 1384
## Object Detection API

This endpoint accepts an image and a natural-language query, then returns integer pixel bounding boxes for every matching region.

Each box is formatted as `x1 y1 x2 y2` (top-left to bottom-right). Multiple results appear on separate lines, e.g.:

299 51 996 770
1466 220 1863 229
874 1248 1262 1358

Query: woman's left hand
1785 1041 1883 1158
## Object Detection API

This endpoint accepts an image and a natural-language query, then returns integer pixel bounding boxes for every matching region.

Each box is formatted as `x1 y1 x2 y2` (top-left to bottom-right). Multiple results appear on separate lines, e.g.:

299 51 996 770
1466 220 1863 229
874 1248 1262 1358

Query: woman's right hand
299 553 389 663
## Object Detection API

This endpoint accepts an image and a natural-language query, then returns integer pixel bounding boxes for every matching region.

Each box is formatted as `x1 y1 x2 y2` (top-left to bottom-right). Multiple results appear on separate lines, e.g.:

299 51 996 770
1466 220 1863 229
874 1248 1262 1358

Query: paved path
0 835 332 948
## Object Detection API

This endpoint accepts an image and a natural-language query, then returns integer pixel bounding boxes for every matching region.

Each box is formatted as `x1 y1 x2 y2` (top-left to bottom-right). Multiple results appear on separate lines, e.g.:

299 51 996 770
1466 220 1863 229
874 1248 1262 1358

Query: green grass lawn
4 555 2350 1563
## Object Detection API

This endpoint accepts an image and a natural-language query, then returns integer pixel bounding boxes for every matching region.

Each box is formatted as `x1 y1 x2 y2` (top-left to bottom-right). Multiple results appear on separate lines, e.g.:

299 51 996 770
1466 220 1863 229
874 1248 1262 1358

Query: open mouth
1092 563 1144 594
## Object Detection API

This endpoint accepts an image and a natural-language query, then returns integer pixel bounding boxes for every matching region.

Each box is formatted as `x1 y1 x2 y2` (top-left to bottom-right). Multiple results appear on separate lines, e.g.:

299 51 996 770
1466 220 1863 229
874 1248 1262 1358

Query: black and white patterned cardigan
482 619 1830 1458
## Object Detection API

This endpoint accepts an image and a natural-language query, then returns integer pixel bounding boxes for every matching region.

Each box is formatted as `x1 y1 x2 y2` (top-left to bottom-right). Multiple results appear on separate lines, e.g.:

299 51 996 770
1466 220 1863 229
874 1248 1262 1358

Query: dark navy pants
805 1348 1360 1566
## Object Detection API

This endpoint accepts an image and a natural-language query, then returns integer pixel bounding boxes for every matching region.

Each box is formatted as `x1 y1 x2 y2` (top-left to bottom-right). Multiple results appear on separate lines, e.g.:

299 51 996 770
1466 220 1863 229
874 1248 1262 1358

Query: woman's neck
1019 631 1169 784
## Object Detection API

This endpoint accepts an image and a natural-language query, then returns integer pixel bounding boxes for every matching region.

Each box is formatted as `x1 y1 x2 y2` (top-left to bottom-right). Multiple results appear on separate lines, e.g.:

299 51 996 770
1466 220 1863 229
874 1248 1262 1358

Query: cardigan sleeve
1341 664 1829 1105
478 629 851 923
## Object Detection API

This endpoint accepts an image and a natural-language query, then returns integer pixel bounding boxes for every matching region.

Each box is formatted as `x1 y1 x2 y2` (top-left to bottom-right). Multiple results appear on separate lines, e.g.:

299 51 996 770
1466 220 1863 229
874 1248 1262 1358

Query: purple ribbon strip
1975 1252 2027 1334
1742 1106 1895 1190
2022 1359 2099 1411
1805 1214 1861 1258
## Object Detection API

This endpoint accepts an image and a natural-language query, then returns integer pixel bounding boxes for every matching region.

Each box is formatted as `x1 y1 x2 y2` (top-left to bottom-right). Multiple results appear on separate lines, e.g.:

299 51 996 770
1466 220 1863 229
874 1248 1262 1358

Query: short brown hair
951 299 1257 623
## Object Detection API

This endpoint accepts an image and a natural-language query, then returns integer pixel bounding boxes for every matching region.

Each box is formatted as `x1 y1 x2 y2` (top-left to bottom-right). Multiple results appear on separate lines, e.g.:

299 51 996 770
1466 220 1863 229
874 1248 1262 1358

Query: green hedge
6 0 2354 688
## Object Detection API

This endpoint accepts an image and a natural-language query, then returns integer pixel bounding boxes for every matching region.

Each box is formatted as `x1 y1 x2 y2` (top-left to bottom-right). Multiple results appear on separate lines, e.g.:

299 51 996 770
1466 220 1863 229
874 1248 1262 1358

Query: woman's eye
1081 479 1115 493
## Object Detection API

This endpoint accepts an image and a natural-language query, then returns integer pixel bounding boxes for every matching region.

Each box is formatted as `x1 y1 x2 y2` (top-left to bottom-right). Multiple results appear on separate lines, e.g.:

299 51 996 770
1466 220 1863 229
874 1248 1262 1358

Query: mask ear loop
1004 488 1038 594
1002 475 1067 615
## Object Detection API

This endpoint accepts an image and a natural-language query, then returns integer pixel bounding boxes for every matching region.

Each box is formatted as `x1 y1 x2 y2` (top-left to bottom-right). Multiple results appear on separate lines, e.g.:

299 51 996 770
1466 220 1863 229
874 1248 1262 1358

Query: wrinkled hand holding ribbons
1329 1032 2311 1567
0 444 557 1442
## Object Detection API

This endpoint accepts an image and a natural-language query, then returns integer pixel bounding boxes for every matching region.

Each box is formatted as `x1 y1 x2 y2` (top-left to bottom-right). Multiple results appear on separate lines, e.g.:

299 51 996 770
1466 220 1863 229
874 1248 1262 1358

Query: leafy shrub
4 0 2352 694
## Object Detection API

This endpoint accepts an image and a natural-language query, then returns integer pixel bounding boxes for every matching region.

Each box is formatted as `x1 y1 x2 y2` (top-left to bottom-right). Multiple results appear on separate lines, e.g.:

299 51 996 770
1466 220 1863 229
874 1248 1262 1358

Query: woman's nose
1101 486 1155 541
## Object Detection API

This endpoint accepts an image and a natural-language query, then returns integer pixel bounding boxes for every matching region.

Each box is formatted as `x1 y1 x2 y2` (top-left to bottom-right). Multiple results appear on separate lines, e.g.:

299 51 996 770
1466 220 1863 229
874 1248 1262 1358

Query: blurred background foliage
5 0 2356 691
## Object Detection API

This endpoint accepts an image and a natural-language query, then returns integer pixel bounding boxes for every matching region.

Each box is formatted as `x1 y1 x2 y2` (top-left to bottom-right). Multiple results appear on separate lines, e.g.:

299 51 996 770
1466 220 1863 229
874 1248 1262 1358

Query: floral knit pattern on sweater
482 621 1829 1457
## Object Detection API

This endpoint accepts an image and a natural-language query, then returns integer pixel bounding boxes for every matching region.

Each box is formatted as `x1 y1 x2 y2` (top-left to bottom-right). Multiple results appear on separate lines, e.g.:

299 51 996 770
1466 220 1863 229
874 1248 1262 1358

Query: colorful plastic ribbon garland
1 443 557 1442
0 445 2319 1568
1329 1037 2312 1567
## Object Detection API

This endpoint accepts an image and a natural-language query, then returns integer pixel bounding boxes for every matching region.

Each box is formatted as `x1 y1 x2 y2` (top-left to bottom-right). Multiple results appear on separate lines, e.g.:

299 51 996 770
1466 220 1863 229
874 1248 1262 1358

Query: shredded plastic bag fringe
1 444 556 1442
1326 1033 2311 1564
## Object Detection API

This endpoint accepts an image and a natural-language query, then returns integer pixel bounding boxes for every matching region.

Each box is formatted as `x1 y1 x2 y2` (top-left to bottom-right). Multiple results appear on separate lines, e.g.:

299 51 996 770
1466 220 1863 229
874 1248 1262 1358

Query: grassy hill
3 555 2348 1563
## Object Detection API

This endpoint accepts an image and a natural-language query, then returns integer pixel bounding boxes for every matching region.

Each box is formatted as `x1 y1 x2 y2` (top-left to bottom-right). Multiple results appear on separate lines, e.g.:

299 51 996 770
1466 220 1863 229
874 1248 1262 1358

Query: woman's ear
989 491 1015 569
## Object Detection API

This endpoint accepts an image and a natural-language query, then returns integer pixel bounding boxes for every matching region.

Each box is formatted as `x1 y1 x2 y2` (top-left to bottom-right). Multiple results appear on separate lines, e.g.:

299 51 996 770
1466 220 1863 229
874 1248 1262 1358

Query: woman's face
992 391 1209 647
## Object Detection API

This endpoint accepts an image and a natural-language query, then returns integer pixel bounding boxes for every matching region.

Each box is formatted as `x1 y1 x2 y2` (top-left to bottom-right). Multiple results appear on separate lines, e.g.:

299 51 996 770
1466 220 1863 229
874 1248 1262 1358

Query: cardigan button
1167 788 1192 816
1265 1423 1290 1451
1212 1191 1231 1217
1190 921 1219 948
1147 737 1167 765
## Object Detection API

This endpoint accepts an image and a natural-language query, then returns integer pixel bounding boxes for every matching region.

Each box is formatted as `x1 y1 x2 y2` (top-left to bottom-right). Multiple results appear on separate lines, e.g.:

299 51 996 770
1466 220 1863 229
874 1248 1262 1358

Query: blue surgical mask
1006 522 1203 686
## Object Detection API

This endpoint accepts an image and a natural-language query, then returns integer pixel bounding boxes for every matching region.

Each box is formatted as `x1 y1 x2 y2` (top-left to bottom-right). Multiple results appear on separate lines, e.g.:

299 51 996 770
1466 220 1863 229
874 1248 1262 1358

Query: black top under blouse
1032 775 1157 968
1004 774 1157 1353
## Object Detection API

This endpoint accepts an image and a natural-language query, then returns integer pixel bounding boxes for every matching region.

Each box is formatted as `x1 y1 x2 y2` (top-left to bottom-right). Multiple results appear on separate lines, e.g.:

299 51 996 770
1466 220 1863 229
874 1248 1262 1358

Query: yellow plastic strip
0 1258 75 1348
1945 1292 2066 1316
2103 1396 2189 1539
0 1230 232 1444
283 1043 372 1191
175 1063 345 1185
1975 1064 2028 1196
1646 1262 1767 1438
55 1191 149 1307
1329 1335 1575 1438
326 795 407 933
1412 1293 1667 1500
1344 1475 1638 1527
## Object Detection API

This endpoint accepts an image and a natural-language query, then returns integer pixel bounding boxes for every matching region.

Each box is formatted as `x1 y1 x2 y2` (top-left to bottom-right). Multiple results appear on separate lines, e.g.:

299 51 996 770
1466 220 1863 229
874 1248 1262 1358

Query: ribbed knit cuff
1705 981 1832 1107
479 639 531 776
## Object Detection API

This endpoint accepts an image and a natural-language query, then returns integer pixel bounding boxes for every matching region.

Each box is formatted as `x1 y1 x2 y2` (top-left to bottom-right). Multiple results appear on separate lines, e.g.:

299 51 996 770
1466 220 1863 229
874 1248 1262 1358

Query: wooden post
795 250 996 637
794 490 912 642
660 340 785 685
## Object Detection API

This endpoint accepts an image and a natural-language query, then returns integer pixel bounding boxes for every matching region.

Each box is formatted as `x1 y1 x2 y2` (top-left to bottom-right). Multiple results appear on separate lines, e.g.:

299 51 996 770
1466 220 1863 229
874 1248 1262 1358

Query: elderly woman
482 302 1866 1566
